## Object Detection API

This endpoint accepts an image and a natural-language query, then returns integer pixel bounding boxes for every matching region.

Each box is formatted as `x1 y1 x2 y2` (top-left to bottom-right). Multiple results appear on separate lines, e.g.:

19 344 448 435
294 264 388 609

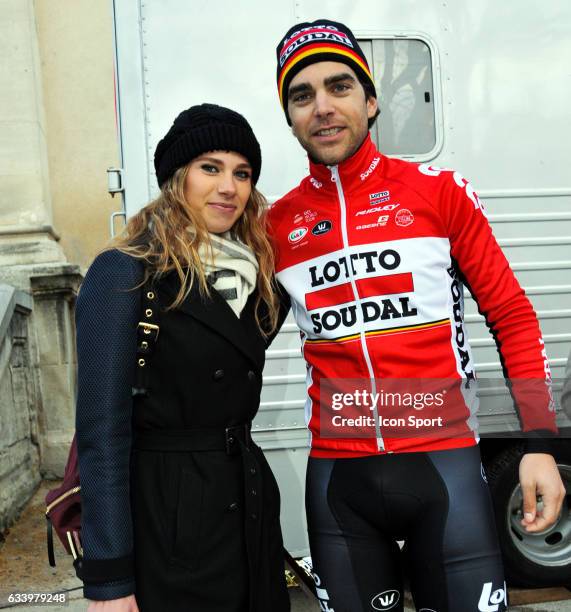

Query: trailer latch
107 167 124 197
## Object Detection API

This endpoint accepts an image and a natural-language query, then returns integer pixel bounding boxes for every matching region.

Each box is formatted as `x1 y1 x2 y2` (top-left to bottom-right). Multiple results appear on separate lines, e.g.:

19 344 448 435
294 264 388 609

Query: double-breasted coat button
213 369 225 381
251 489 257 496
251 513 258 520
247 370 256 382
228 502 239 511
250 467 256 475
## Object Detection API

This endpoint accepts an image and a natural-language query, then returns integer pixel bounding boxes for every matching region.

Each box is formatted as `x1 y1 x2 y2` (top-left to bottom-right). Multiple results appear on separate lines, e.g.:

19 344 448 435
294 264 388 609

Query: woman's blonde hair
106 164 279 336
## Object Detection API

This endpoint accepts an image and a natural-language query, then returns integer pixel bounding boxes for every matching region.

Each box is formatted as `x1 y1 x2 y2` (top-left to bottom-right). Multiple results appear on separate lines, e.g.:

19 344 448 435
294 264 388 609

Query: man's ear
366 96 378 119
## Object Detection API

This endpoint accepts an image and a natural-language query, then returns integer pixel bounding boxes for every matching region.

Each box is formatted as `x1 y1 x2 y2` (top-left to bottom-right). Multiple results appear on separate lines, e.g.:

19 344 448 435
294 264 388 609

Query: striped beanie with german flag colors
276 19 376 124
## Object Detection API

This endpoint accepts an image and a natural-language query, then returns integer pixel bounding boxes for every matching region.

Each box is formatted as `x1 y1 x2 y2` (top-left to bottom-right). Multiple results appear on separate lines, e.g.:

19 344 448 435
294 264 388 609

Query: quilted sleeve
75 249 144 600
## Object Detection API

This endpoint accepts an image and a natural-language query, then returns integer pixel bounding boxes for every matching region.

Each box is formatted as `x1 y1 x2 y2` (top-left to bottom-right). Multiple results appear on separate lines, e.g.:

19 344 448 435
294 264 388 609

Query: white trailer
109 0 571 587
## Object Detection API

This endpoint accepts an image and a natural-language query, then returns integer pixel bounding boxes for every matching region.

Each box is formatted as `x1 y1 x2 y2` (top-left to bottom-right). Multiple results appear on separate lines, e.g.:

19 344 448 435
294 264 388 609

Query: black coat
76 249 290 611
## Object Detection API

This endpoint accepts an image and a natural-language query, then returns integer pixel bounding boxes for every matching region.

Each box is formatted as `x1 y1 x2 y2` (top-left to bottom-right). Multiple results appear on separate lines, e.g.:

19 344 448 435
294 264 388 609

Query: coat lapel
160 272 262 368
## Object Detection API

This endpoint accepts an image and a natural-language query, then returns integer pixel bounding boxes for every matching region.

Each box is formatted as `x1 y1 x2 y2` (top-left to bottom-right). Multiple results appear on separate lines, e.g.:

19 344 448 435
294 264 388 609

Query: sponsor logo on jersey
310 177 323 190
418 163 455 177
453 172 487 217
307 249 417 334
395 208 414 227
312 220 332 236
310 297 417 334
288 227 308 243
369 190 390 200
418 164 487 217
304 209 318 223
379 203 400 211
370 196 391 206
360 156 381 181
293 213 304 225
478 581 507 612
356 215 389 230
539 338 556 411
447 266 475 383
356 203 400 216
371 589 400 610
309 249 401 287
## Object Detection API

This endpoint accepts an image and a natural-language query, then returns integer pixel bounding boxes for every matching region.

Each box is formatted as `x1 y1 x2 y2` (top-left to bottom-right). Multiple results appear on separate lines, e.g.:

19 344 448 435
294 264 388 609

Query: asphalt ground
1 482 569 611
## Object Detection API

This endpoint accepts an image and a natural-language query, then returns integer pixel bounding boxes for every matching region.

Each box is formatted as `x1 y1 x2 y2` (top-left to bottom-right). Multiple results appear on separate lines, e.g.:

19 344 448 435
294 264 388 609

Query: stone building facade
0 0 119 530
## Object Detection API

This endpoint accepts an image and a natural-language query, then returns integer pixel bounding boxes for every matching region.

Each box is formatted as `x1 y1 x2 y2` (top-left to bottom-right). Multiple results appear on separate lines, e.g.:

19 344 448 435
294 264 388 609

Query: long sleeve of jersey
437 171 557 445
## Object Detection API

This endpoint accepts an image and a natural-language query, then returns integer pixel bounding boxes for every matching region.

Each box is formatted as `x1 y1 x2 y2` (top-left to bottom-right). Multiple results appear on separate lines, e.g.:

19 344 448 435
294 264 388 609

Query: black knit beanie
154 103 262 187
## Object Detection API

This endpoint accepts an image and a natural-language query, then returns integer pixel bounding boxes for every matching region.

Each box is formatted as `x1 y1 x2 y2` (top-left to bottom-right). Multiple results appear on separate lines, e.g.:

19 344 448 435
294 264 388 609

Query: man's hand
87 595 139 611
519 453 566 532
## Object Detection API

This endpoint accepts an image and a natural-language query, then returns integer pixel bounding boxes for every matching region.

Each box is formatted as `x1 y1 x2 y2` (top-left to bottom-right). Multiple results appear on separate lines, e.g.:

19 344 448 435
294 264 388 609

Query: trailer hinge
107 167 124 197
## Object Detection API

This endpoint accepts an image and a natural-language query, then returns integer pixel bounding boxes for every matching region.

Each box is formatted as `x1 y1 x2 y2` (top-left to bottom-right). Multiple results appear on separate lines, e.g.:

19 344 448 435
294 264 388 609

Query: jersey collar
307 133 383 192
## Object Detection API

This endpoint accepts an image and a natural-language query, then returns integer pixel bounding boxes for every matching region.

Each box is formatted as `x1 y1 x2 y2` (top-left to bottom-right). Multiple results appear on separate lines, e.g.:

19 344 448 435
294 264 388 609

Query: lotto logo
478 581 507 611
369 190 389 200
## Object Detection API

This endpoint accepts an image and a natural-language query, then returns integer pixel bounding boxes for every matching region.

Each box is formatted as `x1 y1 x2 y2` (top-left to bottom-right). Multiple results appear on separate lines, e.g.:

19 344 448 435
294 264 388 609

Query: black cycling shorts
306 445 508 612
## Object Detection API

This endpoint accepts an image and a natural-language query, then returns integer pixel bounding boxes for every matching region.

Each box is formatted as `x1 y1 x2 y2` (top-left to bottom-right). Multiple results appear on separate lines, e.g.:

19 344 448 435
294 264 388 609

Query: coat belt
133 423 263 611
133 423 251 455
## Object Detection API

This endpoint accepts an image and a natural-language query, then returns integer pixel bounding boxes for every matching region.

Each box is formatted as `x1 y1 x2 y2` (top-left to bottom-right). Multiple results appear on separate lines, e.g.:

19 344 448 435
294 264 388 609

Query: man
268 19 566 612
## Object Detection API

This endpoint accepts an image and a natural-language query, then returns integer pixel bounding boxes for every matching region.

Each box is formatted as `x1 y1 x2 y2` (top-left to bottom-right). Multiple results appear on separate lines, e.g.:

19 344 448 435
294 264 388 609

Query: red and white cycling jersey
268 135 555 458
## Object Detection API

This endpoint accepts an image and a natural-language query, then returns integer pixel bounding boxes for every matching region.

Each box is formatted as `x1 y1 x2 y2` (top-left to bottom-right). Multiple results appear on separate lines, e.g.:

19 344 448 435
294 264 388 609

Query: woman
75 104 290 611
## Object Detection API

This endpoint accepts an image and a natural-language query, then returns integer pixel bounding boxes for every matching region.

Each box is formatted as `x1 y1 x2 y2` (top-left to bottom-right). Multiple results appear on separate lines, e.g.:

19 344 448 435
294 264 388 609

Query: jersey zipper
330 165 385 452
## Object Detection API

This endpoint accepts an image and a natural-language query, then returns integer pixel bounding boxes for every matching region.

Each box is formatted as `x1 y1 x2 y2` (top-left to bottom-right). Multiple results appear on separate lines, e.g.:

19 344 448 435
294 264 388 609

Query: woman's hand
87 595 139 611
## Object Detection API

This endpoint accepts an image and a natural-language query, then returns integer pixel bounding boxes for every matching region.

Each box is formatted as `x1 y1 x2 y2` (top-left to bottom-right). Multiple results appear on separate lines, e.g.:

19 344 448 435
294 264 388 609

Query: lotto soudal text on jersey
267 134 556 458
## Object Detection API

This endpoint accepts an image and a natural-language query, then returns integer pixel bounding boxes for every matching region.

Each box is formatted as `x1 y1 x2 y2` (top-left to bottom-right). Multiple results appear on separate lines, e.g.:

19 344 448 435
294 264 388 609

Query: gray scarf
198 233 258 317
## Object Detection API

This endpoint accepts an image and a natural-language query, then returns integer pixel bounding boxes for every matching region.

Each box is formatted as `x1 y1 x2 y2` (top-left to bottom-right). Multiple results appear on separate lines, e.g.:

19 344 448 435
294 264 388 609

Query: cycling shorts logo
288 227 308 243
312 571 335 611
478 581 507 612
480 463 488 483
312 220 332 236
395 208 414 227
372 589 400 610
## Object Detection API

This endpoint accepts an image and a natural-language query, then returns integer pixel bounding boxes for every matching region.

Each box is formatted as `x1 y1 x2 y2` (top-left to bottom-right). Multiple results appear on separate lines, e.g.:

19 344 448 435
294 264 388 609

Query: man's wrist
523 432 556 455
